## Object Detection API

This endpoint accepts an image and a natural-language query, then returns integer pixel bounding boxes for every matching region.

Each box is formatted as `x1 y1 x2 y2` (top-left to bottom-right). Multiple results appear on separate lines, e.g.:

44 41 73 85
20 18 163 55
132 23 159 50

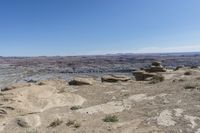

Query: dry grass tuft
66 120 76 126
74 123 81 128
103 115 119 123
48 118 63 128
66 120 81 128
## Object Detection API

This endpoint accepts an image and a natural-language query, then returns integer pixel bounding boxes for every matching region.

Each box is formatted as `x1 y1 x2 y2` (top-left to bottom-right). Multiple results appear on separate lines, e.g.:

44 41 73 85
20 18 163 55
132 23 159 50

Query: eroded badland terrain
0 53 200 133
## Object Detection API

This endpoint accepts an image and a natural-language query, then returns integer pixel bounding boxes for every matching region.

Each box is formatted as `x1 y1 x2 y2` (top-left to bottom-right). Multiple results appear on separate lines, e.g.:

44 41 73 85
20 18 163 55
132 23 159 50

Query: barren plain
0 53 200 133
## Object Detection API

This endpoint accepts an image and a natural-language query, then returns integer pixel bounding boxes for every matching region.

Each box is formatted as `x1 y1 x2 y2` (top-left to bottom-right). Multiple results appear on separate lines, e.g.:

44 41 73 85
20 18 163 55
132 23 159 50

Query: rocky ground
0 61 200 133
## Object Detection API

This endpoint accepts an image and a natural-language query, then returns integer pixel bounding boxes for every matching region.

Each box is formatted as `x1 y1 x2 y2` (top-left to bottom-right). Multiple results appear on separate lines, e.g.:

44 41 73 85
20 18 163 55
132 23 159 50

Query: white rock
184 115 199 129
157 110 176 126
174 108 183 117
77 101 127 114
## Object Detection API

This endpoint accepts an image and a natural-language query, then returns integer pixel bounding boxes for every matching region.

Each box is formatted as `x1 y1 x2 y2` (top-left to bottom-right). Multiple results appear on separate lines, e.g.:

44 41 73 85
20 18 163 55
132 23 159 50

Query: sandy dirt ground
0 68 200 133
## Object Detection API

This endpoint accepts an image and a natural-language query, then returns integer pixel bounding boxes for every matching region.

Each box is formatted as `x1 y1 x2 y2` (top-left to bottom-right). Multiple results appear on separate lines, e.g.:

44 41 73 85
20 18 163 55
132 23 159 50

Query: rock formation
69 77 94 85
133 61 166 81
145 61 166 73
133 71 157 81
101 75 131 82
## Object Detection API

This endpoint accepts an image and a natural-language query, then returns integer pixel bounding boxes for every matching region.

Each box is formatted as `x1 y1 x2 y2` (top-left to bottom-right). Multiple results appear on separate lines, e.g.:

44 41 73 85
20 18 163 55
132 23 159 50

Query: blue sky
0 0 200 56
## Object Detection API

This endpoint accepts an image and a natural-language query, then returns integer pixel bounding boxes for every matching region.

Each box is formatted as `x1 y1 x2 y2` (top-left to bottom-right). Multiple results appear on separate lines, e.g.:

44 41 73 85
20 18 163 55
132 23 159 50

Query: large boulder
68 77 94 85
101 75 131 83
16 114 41 128
133 71 157 81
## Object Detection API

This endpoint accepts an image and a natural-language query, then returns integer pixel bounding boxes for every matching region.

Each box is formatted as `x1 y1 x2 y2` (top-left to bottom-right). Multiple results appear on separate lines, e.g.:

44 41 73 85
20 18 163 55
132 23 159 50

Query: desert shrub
173 79 185 82
191 66 198 69
140 68 144 70
74 123 81 128
184 84 196 90
174 66 183 71
48 118 63 128
149 74 165 84
103 115 119 122
66 120 76 126
178 79 185 82
37 82 45 86
70 106 82 110
66 120 81 128
123 93 129 97
184 71 192 76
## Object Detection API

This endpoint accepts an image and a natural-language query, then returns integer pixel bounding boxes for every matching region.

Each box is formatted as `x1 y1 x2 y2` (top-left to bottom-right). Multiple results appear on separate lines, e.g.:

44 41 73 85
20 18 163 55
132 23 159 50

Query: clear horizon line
0 51 199 58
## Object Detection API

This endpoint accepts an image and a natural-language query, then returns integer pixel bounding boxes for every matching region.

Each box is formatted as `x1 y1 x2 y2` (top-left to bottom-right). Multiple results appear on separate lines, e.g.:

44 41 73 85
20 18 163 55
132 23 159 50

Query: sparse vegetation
184 84 197 90
149 74 165 84
184 71 192 76
66 120 81 128
173 79 185 82
123 93 129 97
70 106 82 110
74 123 81 128
191 66 198 69
37 82 45 86
48 118 63 128
103 115 119 123
175 66 183 71
66 120 76 126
